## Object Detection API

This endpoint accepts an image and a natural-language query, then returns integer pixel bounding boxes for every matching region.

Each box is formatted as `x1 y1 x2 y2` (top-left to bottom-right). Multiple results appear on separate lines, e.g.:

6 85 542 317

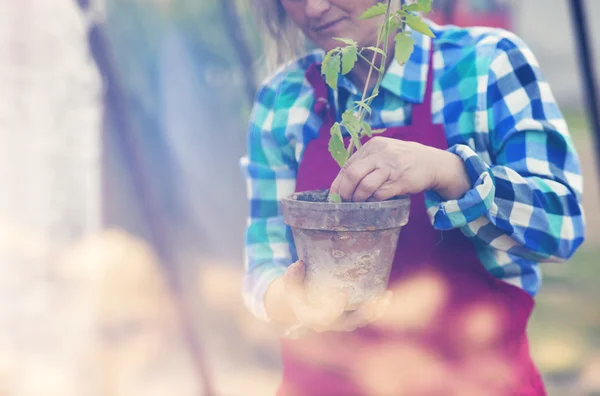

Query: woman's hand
265 260 391 333
330 137 471 202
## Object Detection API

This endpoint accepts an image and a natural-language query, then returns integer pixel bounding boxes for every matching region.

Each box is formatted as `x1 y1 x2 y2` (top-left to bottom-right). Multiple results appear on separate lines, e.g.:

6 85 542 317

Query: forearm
476 170 584 261
432 149 471 201
425 144 585 261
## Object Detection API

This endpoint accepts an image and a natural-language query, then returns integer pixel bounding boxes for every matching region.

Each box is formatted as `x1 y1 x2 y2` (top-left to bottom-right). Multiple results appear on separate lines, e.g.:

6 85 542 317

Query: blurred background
0 0 599 395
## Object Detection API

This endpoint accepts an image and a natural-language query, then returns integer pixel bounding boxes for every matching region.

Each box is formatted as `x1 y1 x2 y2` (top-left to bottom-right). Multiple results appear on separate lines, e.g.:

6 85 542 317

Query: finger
329 299 379 332
345 291 392 327
351 168 389 202
330 139 373 197
373 291 394 321
337 160 378 202
330 138 381 198
282 260 306 300
330 291 394 331
304 292 349 332
330 173 342 198
369 181 403 202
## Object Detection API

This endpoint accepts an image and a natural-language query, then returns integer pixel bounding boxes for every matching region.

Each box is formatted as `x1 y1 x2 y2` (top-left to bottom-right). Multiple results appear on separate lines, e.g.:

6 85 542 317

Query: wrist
432 150 471 200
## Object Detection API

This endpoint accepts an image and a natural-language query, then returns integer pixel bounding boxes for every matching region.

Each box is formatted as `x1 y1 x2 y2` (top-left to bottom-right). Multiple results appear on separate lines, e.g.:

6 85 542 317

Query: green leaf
341 46 358 75
322 48 335 70
322 52 341 89
372 128 387 134
405 14 435 37
403 3 420 12
364 46 386 57
342 110 361 145
354 101 372 115
334 37 357 46
394 32 414 64
418 0 432 13
362 121 373 137
359 3 387 20
328 192 342 203
329 123 348 168
389 13 402 33
403 0 432 13
341 111 363 149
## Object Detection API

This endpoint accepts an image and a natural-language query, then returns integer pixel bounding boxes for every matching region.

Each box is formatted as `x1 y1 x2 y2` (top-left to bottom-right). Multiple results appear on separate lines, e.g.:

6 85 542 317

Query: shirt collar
338 26 433 105
380 30 432 103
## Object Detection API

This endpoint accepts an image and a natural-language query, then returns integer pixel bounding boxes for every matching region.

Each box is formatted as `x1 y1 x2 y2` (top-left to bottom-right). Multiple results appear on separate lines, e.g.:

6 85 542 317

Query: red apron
278 48 546 395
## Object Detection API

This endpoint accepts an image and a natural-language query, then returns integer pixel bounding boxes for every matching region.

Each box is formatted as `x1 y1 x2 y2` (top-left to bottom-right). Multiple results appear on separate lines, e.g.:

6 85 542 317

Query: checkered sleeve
239 81 300 322
425 32 585 262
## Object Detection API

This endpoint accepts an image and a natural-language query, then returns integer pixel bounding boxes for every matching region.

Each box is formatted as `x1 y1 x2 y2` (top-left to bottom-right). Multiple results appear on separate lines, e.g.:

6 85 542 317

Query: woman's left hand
330 136 471 202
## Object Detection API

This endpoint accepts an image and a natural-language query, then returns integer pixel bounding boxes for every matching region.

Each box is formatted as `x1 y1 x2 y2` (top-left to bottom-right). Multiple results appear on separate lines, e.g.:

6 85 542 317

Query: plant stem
346 0 394 155
357 53 382 72
360 92 380 103
365 5 395 111
357 6 388 119
347 140 356 156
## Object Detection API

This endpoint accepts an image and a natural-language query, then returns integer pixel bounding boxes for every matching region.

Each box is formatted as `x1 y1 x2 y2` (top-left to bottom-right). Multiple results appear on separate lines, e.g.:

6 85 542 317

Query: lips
313 17 347 33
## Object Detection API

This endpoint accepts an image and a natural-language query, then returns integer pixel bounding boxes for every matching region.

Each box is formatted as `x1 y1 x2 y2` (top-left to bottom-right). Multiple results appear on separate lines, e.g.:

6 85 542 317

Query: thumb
374 290 393 321
283 260 306 298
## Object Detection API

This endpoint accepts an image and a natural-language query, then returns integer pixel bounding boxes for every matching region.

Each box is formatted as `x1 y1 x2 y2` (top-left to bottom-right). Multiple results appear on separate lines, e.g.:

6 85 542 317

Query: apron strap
306 63 335 127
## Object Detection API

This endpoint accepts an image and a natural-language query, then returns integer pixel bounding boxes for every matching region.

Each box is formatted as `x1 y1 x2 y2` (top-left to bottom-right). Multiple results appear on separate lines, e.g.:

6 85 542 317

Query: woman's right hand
265 260 392 333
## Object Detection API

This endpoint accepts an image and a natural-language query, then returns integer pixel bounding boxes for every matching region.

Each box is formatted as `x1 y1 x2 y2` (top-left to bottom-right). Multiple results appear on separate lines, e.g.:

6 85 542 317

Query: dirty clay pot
281 189 410 310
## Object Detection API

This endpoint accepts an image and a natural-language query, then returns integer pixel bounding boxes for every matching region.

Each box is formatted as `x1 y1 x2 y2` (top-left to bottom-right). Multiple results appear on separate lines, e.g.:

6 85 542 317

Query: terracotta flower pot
281 189 410 310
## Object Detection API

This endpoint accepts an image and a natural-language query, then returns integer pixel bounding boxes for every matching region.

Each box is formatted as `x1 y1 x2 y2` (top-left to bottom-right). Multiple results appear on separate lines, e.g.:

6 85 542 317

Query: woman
241 1 586 394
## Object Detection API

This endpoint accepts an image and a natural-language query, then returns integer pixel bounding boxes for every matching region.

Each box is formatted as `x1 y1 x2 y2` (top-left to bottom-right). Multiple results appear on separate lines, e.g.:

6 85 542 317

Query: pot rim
281 190 411 230
282 191 410 211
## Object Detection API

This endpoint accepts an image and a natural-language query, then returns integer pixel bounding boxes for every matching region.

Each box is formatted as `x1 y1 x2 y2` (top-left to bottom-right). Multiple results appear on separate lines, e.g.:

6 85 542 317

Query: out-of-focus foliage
101 0 266 262
105 0 263 118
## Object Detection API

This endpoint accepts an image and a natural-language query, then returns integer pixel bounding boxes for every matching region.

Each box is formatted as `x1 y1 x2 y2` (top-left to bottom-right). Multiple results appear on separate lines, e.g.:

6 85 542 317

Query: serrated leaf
334 37 357 46
328 192 342 203
322 49 335 72
359 3 387 19
405 14 435 37
394 32 414 64
329 123 348 168
362 121 373 137
341 110 361 145
341 46 358 75
322 52 341 89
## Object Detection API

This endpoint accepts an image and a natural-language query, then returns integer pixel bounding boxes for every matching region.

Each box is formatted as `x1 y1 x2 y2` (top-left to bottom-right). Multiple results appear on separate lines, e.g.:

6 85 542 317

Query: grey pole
569 0 600 178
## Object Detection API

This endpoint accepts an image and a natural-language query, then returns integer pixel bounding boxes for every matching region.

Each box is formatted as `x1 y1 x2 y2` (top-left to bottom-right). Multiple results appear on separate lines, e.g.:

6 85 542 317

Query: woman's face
280 0 384 52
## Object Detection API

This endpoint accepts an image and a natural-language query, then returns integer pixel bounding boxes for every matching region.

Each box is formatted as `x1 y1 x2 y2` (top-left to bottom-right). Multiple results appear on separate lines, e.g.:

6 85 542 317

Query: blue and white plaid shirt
240 19 586 322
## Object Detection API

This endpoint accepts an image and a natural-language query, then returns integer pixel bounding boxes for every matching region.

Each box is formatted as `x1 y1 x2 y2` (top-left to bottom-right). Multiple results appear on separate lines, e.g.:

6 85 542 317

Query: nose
305 0 330 19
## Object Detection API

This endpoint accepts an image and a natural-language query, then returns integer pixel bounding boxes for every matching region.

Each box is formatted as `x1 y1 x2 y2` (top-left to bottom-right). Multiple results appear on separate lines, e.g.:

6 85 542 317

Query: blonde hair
255 0 305 73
